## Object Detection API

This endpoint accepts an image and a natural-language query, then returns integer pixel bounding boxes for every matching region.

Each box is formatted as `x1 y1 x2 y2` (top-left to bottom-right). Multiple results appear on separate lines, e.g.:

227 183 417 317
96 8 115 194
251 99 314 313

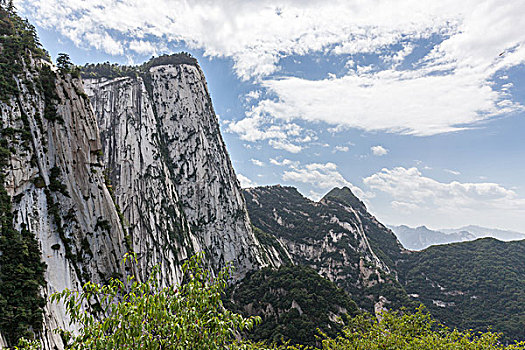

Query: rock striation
0 13 276 345
243 185 412 312
83 57 276 281
1 57 128 347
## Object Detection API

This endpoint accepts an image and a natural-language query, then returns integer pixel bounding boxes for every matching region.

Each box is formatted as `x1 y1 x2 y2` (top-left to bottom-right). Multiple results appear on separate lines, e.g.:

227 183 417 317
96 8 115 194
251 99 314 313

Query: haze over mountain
389 225 475 251
441 225 525 242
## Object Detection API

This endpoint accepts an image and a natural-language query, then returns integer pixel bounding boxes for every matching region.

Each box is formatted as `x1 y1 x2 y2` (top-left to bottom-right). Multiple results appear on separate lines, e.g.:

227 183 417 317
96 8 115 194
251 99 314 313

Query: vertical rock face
1 59 128 348
2 9 275 346
84 58 272 279
83 75 198 286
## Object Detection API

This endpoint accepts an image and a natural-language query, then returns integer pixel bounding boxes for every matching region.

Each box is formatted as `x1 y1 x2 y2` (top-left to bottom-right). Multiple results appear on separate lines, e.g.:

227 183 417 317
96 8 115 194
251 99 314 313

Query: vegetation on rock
80 53 198 80
226 265 358 346
14 255 525 350
48 254 260 350
243 186 413 313
398 238 525 342
0 183 47 346
0 3 47 346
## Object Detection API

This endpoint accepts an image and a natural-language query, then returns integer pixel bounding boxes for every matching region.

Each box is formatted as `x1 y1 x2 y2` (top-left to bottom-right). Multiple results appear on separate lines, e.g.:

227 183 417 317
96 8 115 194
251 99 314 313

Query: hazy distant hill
389 225 475 250
441 225 525 241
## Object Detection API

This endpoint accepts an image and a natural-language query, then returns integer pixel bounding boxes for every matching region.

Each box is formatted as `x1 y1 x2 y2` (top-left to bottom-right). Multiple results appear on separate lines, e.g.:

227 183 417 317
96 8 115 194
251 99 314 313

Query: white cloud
83 32 124 55
250 159 265 167
245 90 261 101
20 0 525 135
371 145 389 156
269 158 299 167
251 66 521 136
363 167 525 229
128 40 160 55
237 174 257 188
268 139 302 153
444 169 461 175
282 162 369 199
227 115 304 143
333 145 349 153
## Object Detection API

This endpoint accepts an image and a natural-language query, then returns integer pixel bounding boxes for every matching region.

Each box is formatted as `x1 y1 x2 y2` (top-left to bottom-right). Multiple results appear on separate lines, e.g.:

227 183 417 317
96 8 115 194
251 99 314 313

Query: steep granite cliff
83 57 276 280
0 7 275 346
0 7 128 347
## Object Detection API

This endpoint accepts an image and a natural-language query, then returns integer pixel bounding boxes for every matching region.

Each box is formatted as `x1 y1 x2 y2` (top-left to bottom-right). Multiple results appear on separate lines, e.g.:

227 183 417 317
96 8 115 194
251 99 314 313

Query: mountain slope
226 265 359 346
1 6 279 347
1 6 128 347
398 238 525 342
244 185 525 343
243 185 412 312
390 225 475 250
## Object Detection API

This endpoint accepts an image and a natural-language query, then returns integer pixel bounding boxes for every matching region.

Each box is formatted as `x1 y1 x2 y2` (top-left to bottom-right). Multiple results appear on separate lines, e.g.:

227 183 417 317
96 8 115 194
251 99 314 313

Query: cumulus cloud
363 167 525 229
17 0 461 80
245 90 261 101
250 159 265 167
19 0 525 135
252 67 521 136
282 162 369 199
371 145 389 156
268 139 302 153
237 174 257 188
226 115 309 148
269 158 299 167
333 145 349 153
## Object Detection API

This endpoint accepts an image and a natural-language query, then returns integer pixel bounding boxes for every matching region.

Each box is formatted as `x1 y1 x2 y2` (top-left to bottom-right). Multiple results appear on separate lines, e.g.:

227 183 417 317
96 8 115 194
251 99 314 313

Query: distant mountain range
441 225 525 241
389 224 525 251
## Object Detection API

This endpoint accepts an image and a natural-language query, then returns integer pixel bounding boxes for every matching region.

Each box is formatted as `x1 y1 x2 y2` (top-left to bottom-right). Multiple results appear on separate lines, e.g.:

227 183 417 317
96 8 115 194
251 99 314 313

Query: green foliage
48 166 69 196
0 3 50 101
398 238 525 342
317 307 525 350
227 265 359 347
56 53 73 73
0 172 47 346
12 254 525 350
39 65 63 123
80 53 197 79
49 254 260 349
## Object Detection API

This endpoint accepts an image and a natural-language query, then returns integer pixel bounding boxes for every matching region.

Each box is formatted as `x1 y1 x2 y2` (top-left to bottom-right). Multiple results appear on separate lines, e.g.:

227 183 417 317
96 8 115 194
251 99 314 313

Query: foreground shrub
49 254 259 349
15 256 525 349
317 307 525 350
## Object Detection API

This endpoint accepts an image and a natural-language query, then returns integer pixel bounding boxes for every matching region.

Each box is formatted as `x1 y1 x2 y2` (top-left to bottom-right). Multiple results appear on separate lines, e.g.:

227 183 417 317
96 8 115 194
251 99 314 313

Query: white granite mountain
1 50 281 348
1 58 128 348
83 57 278 281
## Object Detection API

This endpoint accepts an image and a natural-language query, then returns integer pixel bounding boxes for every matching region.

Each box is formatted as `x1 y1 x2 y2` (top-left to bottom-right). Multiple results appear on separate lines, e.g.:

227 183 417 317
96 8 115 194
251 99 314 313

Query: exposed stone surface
243 185 411 312
1 60 128 349
1 55 280 348
84 62 277 280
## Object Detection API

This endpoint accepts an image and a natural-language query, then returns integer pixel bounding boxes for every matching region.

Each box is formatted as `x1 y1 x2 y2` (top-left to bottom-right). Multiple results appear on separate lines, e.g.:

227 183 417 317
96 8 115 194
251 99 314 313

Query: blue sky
16 0 525 232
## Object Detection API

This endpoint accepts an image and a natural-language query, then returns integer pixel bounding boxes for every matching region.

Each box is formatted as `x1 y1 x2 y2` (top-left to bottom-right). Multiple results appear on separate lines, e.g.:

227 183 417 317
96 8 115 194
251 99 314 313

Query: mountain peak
321 186 366 211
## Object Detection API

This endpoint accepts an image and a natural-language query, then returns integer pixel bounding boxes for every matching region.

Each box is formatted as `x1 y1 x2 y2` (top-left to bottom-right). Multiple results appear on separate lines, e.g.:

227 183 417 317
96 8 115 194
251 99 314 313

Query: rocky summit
243 185 413 313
